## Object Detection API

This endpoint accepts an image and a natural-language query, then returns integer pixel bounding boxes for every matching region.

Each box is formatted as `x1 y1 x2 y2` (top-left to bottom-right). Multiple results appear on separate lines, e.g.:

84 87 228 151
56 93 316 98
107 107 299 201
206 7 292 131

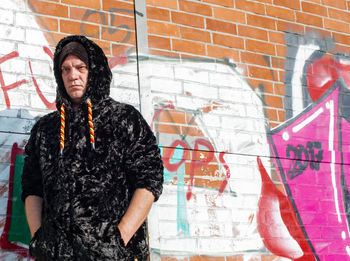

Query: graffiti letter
163 140 189 172
0 52 27 108
286 144 309 180
187 139 214 200
28 48 56 110
218 151 231 195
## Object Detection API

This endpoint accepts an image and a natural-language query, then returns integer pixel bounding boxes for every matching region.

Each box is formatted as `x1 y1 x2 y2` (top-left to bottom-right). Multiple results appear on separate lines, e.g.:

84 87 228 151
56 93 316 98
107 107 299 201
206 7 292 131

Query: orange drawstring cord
60 104 65 155
87 99 95 150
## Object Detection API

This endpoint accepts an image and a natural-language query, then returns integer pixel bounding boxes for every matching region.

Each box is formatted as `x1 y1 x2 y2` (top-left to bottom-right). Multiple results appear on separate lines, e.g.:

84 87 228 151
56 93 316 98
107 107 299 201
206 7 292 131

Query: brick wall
0 0 350 260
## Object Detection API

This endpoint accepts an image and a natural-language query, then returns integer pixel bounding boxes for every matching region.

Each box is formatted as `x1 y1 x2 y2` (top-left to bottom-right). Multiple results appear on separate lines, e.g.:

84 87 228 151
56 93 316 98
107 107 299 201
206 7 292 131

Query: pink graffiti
267 54 350 260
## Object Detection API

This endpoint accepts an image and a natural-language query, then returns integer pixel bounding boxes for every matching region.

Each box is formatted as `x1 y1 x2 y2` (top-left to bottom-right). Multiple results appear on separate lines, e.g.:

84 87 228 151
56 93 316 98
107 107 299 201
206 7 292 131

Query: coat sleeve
21 121 43 202
123 105 164 201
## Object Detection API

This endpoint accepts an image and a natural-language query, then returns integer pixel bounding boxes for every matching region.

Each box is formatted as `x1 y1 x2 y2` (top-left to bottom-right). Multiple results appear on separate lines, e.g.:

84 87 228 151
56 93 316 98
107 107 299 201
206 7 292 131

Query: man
21 35 164 260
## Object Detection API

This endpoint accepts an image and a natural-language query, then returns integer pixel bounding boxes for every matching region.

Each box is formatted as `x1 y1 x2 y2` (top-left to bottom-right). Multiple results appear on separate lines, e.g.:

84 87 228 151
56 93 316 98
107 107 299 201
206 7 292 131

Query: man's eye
78 66 87 71
62 68 69 73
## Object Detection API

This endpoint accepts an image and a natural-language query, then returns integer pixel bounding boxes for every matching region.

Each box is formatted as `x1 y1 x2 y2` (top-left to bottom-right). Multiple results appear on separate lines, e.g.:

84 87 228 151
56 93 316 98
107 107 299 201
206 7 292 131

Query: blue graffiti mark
160 146 190 236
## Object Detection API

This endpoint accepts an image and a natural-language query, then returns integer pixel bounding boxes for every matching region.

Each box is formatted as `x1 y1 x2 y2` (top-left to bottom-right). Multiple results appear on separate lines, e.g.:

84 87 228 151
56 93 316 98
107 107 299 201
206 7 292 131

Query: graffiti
81 8 141 52
0 143 29 257
286 141 323 179
0 52 27 108
0 46 131 111
259 34 350 260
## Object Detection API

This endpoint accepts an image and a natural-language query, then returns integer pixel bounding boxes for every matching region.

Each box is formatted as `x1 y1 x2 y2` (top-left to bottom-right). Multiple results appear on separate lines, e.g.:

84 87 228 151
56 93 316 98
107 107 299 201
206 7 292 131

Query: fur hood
53 35 112 110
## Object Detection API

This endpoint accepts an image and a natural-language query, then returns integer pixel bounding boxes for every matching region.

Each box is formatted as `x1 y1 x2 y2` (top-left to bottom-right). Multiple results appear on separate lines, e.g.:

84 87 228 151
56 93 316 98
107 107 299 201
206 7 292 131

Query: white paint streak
327 100 341 222
291 44 320 116
292 107 324 133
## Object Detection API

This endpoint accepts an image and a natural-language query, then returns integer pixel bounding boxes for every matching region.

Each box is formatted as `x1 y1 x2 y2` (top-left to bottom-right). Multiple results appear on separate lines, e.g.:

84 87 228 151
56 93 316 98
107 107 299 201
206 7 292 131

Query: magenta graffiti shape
268 81 350 260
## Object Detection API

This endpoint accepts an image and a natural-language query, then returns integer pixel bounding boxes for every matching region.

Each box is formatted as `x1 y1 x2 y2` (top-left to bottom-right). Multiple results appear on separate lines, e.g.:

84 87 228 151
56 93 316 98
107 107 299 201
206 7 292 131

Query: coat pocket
29 224 57 260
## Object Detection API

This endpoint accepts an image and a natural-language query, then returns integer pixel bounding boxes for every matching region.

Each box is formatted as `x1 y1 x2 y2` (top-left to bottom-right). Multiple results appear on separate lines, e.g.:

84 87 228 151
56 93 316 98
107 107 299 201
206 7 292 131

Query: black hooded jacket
21 35 163 260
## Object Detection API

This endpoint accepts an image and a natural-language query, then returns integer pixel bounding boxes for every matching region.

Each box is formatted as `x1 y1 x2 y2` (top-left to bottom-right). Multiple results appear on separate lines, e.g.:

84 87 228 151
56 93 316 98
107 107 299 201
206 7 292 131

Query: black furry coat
21 35 163 260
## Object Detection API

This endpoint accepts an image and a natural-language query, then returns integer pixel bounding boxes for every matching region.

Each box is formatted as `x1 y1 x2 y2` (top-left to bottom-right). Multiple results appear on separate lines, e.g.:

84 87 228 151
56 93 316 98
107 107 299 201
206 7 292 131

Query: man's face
61 54 89 104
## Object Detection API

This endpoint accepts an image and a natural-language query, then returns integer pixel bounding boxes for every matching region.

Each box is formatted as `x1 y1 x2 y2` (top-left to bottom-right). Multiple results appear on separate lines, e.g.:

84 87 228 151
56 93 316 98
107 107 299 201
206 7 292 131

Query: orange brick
238 25 268 41
149 35 171 50
249 78 274 92
269 31 285 44
182 125 205 137
278 70 284 82
60 20 99 37
61 0 100 9
324 18 350 34
270 122 279 128
146 0 178 9
266 108 278 121
235 0 265 15
226 256 244 261
305 26 332 38
301 2 327 16
179 0 212 16
190 256 225 261
333 43 350 54
262 254 284 261
157 110 187 124
161 257 189 261
172 39 206 55
148 20 180 37
70 7 107 24
249 65 275 80
172 12 204 28
266 5 295 21
147 6 170 21
241 51 269 66
207 45 239 60
101 26 135 44
156 124 181 134
329 8 350 23
33 15 59 32
213 33 244 49
271 57 285 69
273 0 300 10
109 13 135 30
246 39 275 55
206 18 237 34
265 94 283 108
180 27 211 43
202 0 234 7
45 32 67 47
102 0 133 12
278 109 285 121
274 83 285 95
29 0 68 17
194 178 225 190
322 0 347 9
276 45 286 57
90 39 111 56
333 32 350 45
255 0 272 2
276 20 304 34
247 14 276 30
213 6 245 24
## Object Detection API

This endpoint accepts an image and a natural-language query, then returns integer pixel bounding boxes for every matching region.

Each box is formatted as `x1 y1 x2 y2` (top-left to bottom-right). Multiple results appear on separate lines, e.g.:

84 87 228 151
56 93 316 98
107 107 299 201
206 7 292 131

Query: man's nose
68 68 79 80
